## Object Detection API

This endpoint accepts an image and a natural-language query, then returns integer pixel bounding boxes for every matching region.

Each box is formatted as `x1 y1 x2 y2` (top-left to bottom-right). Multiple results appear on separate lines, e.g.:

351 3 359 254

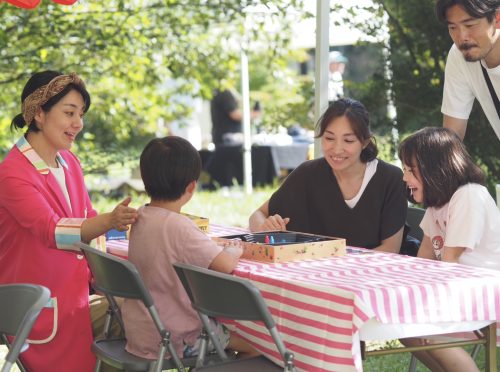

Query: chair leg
94 359 101 372
408 354 418 372
484 322 497 372
195 329 209 368
166 339 185 371
16 359 28 372
470 344 481 360
1 361 13 372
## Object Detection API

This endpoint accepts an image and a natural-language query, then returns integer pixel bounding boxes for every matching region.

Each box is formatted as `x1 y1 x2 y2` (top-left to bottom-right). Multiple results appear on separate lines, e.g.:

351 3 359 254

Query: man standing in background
208 87 261 186
210 88 261 147
436 0 500 142
328 51 348 103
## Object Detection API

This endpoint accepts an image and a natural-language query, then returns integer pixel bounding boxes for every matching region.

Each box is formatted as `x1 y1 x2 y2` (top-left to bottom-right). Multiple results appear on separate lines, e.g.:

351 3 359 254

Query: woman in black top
249 98 406 252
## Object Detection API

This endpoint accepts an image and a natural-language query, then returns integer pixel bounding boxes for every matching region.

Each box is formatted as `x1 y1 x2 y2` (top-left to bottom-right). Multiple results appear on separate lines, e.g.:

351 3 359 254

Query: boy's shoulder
138 205 195 225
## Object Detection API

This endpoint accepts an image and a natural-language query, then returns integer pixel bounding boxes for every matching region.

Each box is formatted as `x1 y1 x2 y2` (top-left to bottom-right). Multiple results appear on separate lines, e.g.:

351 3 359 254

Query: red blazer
0 137 97 372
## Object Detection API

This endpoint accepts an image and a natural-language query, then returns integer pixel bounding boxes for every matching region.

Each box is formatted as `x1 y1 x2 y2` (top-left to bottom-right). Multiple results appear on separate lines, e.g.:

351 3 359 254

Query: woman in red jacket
0 70 137 371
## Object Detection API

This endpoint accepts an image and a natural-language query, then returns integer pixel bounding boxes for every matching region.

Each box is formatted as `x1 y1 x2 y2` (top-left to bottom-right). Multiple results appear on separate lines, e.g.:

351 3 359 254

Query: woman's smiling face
34 89 85 153
321 115 367 172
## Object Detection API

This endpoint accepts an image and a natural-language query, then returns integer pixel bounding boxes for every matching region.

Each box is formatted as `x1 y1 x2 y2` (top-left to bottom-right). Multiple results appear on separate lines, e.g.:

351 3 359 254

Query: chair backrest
407 206 425 242
173 263 276 329
77 242 186 372
76 242 154 307
0 284 50 372
173 263 295 370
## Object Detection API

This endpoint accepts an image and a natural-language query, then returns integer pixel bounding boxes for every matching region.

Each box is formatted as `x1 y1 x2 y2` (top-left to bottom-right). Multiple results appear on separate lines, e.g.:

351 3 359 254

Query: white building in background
157 79 212 150
163 98 209 151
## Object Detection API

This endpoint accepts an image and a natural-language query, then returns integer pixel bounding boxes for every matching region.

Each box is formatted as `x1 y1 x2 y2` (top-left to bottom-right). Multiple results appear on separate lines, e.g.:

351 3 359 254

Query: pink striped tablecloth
232 253 500 372
105 225 500 371
105 223 248 258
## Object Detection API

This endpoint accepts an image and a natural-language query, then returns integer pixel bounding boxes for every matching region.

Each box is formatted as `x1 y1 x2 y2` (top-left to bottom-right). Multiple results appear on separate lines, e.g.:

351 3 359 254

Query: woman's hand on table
258 214 290 232
249 199 289 232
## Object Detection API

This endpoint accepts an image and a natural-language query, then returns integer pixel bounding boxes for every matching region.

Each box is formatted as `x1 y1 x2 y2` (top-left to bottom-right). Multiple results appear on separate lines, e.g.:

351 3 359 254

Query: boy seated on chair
121 136 256 360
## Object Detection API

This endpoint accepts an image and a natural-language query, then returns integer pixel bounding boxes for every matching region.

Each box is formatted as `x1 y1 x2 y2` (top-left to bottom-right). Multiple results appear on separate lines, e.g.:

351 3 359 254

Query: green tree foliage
0 0 304 170
332 0 499 193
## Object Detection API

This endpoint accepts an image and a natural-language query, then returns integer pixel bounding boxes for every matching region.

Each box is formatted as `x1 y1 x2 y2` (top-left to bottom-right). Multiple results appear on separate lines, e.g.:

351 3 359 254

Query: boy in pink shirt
122 136 254 359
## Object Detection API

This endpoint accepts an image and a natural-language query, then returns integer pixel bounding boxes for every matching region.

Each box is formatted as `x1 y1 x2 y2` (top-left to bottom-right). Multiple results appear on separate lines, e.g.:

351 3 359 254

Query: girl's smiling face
402 161 424 203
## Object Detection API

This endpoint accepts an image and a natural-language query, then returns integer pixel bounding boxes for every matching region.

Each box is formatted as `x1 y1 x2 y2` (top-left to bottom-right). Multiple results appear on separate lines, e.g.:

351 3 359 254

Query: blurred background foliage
0 0 498 193
334 0 499 194
0 0 305 169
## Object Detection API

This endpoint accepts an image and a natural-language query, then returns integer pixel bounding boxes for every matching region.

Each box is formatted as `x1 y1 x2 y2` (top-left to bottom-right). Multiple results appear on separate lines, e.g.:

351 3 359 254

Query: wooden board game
182 213 209 232
213 230 346 263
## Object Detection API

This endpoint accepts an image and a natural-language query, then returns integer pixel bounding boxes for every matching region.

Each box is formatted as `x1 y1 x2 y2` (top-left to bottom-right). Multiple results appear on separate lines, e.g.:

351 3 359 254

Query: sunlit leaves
0 0 305 164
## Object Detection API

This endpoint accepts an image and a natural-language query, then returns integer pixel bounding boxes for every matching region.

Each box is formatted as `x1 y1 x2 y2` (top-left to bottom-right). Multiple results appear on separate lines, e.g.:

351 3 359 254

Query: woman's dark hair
140 136 202 201
398 127 485 208
11 70 91 133
436 0 500 23
316 98 378 162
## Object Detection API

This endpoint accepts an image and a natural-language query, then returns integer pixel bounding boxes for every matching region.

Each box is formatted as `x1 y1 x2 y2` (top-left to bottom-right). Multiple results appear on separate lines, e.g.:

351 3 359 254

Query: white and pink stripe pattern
232 253 500 372
105 223 248 258
105 225 500 371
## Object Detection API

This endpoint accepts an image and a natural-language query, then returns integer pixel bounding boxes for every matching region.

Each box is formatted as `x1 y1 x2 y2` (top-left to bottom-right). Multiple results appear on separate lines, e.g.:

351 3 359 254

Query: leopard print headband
22 72 86 125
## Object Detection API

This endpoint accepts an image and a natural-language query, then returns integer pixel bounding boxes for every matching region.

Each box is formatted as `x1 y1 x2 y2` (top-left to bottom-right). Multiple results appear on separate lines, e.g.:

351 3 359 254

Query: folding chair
0 284 50 372
77 242 197 372
173 262 296 371
400 206 425 257
407 206 425 242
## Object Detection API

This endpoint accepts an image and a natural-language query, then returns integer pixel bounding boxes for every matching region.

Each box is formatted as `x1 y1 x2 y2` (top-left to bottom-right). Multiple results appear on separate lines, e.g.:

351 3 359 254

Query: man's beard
460 43 482 62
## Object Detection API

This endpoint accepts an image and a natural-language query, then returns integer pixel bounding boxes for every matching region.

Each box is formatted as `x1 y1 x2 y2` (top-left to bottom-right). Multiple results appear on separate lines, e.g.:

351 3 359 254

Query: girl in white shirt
398 126 500 372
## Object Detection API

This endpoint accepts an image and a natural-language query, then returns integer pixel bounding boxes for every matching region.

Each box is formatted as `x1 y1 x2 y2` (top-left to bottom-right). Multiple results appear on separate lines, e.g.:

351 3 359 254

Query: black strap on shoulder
480 62 500 120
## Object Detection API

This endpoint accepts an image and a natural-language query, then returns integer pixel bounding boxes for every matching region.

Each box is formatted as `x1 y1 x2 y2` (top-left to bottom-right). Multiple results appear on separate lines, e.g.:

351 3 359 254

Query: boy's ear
496 11 500 28
186 180 197 194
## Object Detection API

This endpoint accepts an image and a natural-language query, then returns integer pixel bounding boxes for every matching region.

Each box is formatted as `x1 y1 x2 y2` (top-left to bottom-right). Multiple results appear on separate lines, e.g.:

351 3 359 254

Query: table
105 226 500 372
199 144 309 187
232 255 500 371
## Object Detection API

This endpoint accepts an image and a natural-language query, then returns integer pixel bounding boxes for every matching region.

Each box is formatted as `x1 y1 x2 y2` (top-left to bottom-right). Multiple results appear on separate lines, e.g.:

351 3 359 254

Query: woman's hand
257 214 290 232
109 197 138 231
249 199 290 232
81 197 138 243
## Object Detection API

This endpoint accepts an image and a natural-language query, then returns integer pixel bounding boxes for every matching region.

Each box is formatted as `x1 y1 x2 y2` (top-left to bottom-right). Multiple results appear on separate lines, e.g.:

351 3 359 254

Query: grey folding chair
0 284 50 372
407 206 425 242
77 242 195 372
173 262 296 372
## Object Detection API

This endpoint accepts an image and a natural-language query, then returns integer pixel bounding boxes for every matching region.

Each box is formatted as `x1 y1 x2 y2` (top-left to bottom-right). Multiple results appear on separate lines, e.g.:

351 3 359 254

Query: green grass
362 344 500 371
91 185 275 228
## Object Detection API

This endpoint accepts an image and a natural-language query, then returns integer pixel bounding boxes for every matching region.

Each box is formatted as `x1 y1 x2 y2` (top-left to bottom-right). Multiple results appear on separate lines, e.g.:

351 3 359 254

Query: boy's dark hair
140 136 201 201
316 97 378 162
435 0 500 23
398 127 485 208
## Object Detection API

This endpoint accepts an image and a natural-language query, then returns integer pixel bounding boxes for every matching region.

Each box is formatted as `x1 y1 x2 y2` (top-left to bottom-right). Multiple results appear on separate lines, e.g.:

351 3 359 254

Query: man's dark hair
398 127 485 208
140 136 201 201
436 0 500 23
